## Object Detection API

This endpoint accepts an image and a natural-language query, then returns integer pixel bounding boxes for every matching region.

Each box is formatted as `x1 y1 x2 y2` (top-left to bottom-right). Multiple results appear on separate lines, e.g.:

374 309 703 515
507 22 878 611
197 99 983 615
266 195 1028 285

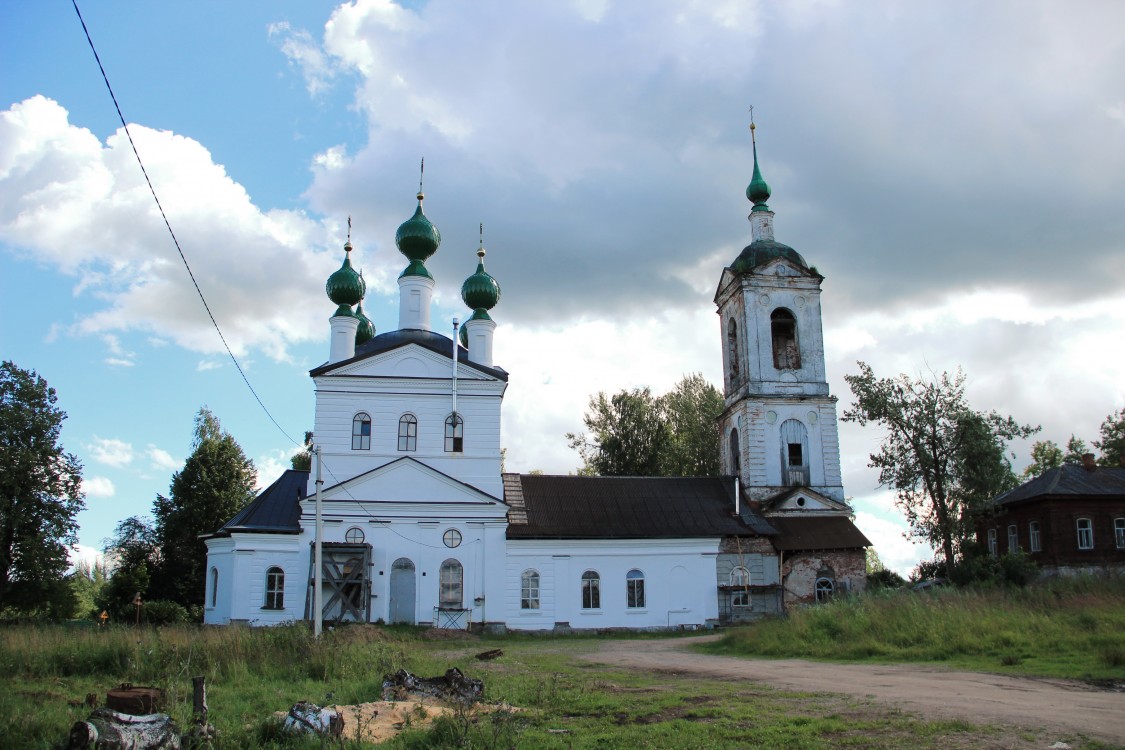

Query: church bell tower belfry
715 120 844 505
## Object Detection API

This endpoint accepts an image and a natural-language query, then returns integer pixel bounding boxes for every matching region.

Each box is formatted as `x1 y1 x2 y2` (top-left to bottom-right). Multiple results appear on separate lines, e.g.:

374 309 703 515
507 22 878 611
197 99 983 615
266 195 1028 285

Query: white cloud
853 511 931 579
146 445 179 472
196 360 222 372
81 476 116 498
86 437 134 467
269 22 338 95
67 544 104 573
255 447 301 490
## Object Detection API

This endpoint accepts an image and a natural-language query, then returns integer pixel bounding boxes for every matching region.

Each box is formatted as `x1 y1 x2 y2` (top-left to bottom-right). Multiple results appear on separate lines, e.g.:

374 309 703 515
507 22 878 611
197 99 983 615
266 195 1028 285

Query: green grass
707 575 1125 681
0 615 1118 748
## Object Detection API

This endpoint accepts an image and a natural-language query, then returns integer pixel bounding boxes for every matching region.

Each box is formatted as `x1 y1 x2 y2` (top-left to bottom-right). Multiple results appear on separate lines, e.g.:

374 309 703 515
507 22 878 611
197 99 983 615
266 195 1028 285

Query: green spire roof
326 241 365 307
354 298 375 346
745 122 771 212
395 192 441 273
461 246 501 312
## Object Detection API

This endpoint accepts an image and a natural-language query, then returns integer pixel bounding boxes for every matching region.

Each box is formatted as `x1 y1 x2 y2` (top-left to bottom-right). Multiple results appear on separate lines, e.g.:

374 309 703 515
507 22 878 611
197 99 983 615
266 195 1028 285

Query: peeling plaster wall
716 537 782 621
781 549 866 608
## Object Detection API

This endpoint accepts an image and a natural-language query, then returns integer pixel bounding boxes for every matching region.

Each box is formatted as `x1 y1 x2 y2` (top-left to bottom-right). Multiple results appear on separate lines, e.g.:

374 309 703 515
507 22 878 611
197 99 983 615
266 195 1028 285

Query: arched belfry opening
770 309 800 370
780 419 809 486
727 318 740 387
729 428 741 475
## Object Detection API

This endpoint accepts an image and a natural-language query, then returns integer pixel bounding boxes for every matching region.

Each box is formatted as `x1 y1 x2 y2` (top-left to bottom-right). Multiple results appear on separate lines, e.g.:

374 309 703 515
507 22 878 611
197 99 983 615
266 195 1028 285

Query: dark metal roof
309 328 508 381
208 469 306 537
989 464 1125 508
766 516 871 551
504 474 775 539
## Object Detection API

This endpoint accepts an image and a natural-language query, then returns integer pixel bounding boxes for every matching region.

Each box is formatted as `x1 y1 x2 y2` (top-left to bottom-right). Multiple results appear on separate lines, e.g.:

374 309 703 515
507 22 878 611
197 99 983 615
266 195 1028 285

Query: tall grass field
708 575 1125 681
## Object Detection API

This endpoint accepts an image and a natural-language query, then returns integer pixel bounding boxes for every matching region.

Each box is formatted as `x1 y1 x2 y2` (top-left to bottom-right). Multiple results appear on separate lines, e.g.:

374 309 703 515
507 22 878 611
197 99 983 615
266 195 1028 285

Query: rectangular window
1007 524 1019 553
581 573 600 609
731 590 749 607
520 571 540 610
1029 521 1042 553
398 416 417 451
264 567 284 610
987 528 997 556
439 560 463 609
787 443 803 466
1076 518 1094 550
626 571 645 609
1115 518 1125 550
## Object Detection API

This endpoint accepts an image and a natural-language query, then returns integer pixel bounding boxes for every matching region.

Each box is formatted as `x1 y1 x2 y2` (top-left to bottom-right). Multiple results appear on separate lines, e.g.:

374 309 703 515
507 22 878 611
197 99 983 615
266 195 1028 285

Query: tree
290 430 314 471
660 374 723 477
1063 435 1090 464
842 362 1037 569
566 374 724 477
1095 408 1125 467
567 387 668 476
98 516 158 620
0 361 85 616
1022 440 1063 478
150 408 256 608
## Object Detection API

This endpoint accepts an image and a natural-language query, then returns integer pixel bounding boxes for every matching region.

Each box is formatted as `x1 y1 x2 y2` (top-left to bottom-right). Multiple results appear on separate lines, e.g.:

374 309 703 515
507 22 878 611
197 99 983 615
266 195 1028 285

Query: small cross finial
478 223 485 258
347 215 352 242
417 158 425 200
749 105 757 142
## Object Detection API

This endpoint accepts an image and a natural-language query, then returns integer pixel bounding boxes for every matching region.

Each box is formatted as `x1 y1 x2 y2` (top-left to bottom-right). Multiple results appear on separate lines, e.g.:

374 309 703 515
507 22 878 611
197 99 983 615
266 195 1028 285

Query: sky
2 0 1124 578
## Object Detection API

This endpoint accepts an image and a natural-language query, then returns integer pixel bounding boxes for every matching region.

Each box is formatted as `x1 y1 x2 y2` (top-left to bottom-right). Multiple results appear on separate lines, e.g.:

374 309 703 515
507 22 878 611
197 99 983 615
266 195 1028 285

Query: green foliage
1095 408 1125 467
867 568 907 590
843 362 1037 567
142 599 190 625
1022 439 1063 478
99 515 158 621
0 361 85 618
290 430 314 472
948 547 1038 588
711 575 1125 680
567 374 722 477
149 407 256 609
67 559 107 619
1063 434 1090 464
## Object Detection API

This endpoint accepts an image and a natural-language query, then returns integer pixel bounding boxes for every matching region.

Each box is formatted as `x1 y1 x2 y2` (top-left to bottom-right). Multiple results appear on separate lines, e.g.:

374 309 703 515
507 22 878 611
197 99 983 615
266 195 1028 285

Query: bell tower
715 119 844 505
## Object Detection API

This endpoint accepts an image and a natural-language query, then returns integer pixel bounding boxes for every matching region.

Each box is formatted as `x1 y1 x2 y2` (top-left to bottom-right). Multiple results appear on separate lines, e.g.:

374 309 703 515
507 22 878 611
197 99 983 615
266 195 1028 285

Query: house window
987 528 997 556
345 526 365 544
1029 521 1041 553
770 309 800 370
730 566 750 607
1007 524 1019 553
521 570 540 610
445 413 464 452
815 577 835 603
264 566 284 610
352 413 372 450
398 414 417 451
780 419 809 486
439 559 463 608
1076 518 1094 550
1116 518 1125 549
727 318 740 385
209 567 218 608
581 570 600 609
626 569 645 609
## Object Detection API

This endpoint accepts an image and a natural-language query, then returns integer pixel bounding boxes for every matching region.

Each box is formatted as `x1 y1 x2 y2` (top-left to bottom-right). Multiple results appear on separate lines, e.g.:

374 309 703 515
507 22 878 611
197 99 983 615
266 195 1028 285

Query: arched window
264 566 285 610
445 413 464 452
727 318 740 385
521 570 540 610
1076 518 1094 550
1007 524 1019 553
780 419 809 486
581 570 600 609
730 566 750 607
398 414 417 451
729 428 741 475
815 577 835 603
352 412 372 450
439 559 463 608
209 567 218 608
771 309 800 370
626 569 645 609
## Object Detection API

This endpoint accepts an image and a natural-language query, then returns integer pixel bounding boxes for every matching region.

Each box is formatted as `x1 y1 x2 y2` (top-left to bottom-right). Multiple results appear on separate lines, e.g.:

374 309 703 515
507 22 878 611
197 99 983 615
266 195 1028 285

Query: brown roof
766 515 871 551
504 474 774 539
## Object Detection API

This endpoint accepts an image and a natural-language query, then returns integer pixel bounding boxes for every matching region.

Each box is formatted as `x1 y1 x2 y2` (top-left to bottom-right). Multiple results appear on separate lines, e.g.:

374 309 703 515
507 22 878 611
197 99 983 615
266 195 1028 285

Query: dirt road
579 635 1125 743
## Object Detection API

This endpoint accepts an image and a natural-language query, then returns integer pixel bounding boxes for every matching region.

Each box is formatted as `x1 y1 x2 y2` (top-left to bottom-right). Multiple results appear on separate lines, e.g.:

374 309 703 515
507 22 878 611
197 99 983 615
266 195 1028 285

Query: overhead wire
71 0 298 448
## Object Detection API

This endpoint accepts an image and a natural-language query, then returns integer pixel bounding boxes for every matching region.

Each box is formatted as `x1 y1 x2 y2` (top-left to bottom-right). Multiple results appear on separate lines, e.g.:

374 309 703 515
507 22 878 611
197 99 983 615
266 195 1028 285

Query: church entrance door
389 558 416 624
306 543 370 624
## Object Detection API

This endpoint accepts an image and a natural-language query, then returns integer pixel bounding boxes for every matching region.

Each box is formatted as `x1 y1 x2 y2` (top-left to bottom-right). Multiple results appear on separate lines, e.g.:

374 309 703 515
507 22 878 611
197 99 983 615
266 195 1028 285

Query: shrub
867 569 907 590
143 600 190 625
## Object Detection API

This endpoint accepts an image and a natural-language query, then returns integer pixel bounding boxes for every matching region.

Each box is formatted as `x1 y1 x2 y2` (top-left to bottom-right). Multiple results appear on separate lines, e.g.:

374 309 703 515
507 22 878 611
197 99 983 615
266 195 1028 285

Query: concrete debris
283 701 344 737
1047 743 1071 749
67 707 180 750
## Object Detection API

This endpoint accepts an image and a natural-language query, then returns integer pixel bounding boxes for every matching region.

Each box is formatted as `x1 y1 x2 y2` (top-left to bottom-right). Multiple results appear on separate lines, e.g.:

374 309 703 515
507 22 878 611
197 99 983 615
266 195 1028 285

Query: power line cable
71 0 298 447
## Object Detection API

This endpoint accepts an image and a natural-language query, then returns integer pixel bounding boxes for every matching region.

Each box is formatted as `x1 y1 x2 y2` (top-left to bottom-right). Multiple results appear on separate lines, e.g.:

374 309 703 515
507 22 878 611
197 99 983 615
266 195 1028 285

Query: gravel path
578 635 1125 743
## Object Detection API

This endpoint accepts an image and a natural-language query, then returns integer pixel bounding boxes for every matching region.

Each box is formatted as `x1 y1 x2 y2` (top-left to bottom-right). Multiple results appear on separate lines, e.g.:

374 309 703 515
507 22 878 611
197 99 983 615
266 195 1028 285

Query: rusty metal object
106 684 166 715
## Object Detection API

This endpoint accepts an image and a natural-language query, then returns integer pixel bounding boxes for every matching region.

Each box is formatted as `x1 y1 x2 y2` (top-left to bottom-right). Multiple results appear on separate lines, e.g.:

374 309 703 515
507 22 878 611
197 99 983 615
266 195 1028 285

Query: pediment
757 257 808 277
763 486 851 514
327 344 494 381
320 457 504 505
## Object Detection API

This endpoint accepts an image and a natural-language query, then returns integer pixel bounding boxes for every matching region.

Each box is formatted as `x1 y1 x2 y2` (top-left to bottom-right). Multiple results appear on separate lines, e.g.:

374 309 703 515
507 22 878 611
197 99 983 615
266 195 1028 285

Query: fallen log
475 648 503 661
67 707 180 750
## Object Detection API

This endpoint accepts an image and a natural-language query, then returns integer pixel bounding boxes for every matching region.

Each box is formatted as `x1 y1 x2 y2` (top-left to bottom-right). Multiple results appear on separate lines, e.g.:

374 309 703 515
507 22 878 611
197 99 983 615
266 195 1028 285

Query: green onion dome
326 241 366 308
354 299 375 345
461 247 500 312
459 322 469 348
395 192 441 277
745 123 771 211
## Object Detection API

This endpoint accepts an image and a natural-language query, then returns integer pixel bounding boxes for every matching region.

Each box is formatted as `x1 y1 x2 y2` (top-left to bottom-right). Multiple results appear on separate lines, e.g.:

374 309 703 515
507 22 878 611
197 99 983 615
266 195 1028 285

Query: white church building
202 129 869 631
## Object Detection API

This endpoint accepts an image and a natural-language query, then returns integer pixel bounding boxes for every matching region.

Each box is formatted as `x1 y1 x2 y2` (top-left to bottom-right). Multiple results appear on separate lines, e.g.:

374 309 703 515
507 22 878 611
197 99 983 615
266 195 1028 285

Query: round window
345 527 365 544
443 529 462 548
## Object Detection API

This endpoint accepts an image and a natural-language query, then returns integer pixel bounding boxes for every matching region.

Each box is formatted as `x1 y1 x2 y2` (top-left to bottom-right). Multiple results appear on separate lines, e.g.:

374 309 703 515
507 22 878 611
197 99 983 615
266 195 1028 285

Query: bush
143 600 190 625
867 569 907 590
950 549 1038 588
